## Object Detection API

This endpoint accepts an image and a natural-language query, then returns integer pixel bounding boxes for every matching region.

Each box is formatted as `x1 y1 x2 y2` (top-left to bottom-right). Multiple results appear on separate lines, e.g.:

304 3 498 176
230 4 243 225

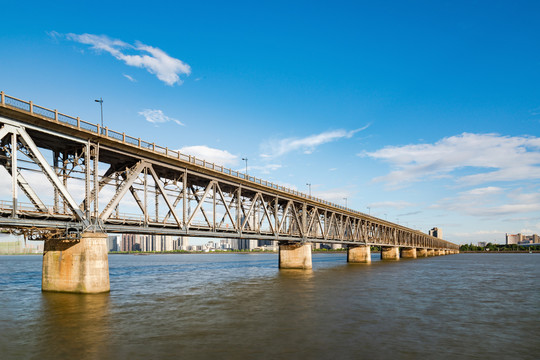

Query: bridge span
0 91 459 293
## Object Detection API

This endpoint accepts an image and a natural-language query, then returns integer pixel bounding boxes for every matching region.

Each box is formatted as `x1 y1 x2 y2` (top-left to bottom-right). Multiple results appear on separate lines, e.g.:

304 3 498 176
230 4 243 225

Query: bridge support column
427 249 435 256
381 246 400 260
417 248 428 257
279 242 312 269
400 247 417 259
437 249 445 256
347 245 371 263
42 232 110 293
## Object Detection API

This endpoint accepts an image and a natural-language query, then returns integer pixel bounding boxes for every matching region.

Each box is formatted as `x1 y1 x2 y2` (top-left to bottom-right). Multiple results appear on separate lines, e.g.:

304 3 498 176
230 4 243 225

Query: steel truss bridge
0 91 458 251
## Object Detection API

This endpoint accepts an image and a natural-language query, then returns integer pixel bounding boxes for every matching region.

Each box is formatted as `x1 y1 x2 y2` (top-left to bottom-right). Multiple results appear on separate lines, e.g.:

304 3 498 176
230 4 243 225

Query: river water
0 253 538 359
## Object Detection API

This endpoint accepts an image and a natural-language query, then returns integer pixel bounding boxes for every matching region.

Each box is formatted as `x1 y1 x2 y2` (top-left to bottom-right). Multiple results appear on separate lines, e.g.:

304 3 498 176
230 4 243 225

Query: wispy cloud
123 74 136 82
178 145 238 166
261 125 369 158
59 33 191 85
433 186 540 217
362 133 540 187
139 109 183 126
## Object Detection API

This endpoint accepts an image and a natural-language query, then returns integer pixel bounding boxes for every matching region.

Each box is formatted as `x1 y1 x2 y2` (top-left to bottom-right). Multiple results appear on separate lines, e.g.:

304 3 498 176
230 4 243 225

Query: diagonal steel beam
215 182 237 231
241 192 259 231
16 127 86 222
148 165 182 228
100 161 146 221
278 201 291 234
15 170 48 212
186 182 213 228
0 125 10 142
258 195 275 235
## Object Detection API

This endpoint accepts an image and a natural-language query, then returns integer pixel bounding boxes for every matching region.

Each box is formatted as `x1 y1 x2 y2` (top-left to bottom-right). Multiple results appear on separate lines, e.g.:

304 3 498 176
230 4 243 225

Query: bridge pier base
42 232 110 294
381 246 400 260
437 249 445 256
347 245 371 263
279 242 312 269
400 247 417 259
427 249 435 256
417 248 428 257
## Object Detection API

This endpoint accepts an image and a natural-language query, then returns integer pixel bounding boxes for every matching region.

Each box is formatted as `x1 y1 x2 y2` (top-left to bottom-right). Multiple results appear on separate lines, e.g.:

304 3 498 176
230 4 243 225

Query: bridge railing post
55 109 58 121
29 101 33 113
0 91 4 105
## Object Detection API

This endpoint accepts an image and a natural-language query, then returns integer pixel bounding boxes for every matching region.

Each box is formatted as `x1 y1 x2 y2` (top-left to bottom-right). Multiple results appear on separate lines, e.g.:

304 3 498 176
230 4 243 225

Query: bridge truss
0 92 458 250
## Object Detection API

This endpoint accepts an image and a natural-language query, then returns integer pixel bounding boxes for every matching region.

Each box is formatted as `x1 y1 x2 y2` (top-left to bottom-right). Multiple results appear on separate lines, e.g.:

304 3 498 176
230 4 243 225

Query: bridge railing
1 91 369 218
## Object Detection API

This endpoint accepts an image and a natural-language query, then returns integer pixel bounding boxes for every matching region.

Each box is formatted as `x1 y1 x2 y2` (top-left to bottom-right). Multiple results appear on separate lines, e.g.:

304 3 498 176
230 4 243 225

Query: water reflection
37 292 111 359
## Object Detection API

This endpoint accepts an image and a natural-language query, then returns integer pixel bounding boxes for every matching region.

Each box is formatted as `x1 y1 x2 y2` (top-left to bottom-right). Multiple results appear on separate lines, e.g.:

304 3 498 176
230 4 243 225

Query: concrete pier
347 245 371 263
42 232 110 293
400 247 417 259
437 249 445 256
279 242 312 269
417 248 428 257
427 249 435 256
381 246 400 260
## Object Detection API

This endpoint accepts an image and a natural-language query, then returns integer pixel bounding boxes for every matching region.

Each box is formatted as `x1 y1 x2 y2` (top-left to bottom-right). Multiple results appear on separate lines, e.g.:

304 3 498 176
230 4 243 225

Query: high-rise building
107 235 119 252
506 233 521 245
429 227 443 239
122 234 137 251
508 233 540 245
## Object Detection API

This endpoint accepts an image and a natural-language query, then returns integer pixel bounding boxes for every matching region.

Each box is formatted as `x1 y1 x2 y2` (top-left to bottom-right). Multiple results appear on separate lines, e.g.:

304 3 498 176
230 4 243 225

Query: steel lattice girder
0 115 459 250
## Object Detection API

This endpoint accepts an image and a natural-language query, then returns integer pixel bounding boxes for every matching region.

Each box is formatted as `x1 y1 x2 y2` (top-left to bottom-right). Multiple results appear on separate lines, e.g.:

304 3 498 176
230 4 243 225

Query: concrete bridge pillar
42 232 110 293
347 245 371 263
400 247 417 259
437 249 445 256
279 242 312 269
427 249 435 256
381 246 400 260
417 248 428 257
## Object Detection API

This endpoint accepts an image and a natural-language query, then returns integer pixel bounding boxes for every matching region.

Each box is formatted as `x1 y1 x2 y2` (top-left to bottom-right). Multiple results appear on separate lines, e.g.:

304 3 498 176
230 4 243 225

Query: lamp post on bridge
306 183 311 197
343 197 347 209
367 206 371 215
242 157 248 177
94 97 104 131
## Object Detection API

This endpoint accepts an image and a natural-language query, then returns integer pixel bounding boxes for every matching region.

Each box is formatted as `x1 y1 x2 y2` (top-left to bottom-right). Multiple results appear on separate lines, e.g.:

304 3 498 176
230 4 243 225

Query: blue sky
1 0 539 244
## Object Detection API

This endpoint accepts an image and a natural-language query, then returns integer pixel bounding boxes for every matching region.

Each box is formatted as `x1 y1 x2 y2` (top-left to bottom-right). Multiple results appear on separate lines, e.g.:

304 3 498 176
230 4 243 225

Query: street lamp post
343 197 347 208
242 157 248 177
94 97 103 130
306 183 311 196
367 206 371 215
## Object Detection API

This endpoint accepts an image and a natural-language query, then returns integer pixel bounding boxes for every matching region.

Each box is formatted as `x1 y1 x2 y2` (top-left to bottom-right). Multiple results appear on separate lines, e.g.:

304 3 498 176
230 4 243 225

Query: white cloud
433 187 540 217
138 109 184 126
261 125 369 158
178 145 238 166
63 33 191 85
363 133 540 187
123 74 136 82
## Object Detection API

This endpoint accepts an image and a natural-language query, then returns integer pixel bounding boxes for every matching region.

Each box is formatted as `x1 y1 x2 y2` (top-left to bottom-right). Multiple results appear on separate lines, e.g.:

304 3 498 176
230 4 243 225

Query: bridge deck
0 91 458 250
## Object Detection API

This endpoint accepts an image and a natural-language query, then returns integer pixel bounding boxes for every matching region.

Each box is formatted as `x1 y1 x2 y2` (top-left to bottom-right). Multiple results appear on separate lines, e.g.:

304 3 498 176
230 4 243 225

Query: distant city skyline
1 1 539 244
